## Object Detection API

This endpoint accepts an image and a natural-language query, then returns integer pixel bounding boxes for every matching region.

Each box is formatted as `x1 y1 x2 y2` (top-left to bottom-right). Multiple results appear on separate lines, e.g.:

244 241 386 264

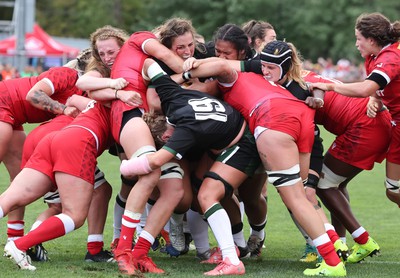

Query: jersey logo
82 100 97 113
375 89 384 97
188 97 227 122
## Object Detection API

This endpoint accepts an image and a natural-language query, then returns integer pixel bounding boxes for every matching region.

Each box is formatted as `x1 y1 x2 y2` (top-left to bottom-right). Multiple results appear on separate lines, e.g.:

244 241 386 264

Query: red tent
0 23 79 58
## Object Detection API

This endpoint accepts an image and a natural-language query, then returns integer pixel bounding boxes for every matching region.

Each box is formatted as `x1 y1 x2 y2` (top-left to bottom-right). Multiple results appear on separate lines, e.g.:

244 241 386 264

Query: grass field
0 126 399 277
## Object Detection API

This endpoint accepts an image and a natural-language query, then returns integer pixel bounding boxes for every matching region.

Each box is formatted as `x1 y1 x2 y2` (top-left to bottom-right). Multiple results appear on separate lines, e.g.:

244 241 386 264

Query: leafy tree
32 0 399 63
36 0 144 37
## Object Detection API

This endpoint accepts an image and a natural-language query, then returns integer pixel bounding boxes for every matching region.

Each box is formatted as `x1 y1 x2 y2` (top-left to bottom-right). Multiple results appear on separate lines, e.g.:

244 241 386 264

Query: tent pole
14 0 35 72
15 0 27 72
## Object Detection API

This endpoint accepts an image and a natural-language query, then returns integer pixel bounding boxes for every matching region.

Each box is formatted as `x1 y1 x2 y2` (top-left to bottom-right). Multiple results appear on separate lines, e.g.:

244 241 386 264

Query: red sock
87 241 104 255
326 229 340 244
7 220 24 239
14 216 67 251
316 241 341 266
116 215 139 251
132 237 151 258
354 231 369 245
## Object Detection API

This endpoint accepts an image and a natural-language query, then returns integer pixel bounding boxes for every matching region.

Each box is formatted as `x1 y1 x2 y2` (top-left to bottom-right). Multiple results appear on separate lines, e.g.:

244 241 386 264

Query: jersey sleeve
367 49 400 90
162 127 197 160
242 59 262 74
128 31 157 54
39 67 79 94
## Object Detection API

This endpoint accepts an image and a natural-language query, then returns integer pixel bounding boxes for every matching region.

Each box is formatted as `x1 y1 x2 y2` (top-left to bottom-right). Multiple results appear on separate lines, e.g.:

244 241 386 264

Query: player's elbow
25 91 35 103
358 89 374 98
75 78 86 90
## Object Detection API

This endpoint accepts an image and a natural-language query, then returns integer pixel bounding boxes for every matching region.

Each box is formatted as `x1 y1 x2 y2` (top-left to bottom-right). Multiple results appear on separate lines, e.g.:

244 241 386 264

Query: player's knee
305 189 319 206
317 164 346 189
266 164 301 187
306 173 320 189
203 171 234 198
385 189 400 207
121 175 137 186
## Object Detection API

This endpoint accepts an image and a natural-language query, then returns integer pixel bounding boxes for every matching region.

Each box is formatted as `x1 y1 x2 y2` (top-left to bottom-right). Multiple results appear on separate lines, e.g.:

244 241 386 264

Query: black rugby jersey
152 74 244 159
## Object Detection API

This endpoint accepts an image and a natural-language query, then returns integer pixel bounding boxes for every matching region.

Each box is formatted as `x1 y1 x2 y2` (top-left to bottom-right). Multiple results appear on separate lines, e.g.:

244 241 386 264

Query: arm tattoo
30 90 64 114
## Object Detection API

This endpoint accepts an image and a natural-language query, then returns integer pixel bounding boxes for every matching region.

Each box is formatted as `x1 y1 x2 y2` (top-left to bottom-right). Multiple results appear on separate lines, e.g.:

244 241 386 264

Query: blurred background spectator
302 57 365 82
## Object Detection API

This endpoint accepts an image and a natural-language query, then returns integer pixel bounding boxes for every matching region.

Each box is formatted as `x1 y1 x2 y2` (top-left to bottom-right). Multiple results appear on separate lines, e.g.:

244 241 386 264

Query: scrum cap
64 48 92 75
76 48 92 70
260 40 292 80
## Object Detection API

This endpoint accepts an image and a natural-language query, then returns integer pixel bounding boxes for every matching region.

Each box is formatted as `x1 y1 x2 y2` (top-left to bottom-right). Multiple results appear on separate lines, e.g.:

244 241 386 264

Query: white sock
88 234 103 243
324 223 336 232
206 204 240 265
56 213 75 234
239 201 245 222
145 202 153 216
139 208 147 229
250 217 267 239
183 215 190 234
187 209 209 254
113 193 126 240
351 227 366 238
232 229 246 248
140 230 155 245
312 233 330 247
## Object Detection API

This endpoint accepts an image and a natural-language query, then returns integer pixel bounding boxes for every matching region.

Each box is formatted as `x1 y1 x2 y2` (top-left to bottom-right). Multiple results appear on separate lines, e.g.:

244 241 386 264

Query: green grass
0 126 399 277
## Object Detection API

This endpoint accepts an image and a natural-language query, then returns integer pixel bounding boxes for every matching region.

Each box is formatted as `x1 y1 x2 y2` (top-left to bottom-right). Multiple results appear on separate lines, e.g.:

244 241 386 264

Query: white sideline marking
360 260 400 265
266 258 400 265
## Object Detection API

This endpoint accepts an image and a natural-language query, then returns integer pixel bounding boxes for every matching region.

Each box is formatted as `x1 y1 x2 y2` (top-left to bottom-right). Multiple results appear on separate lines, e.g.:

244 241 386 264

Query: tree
33 0 400 63
35 0 144 37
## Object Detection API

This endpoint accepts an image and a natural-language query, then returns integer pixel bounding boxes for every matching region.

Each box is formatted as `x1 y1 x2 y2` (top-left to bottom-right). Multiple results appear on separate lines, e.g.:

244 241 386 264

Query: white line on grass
265 258 400 265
